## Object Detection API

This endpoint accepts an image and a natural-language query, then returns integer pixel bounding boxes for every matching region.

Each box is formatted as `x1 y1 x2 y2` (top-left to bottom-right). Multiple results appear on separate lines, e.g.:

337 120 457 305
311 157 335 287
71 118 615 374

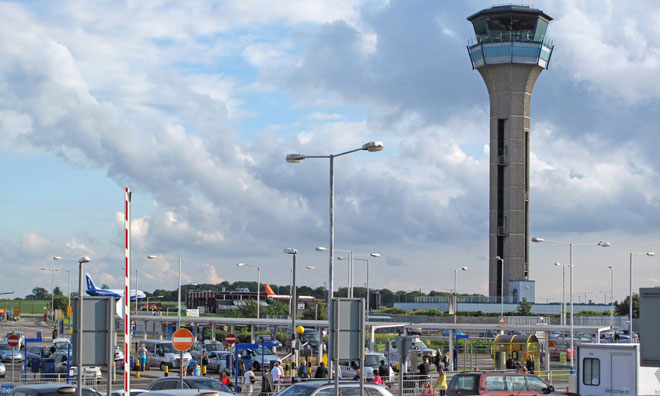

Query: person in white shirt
270 361 282 389
243 366 256 396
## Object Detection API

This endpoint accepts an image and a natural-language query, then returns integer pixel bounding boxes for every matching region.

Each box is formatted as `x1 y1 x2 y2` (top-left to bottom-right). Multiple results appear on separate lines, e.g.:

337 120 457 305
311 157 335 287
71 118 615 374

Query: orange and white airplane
264 284 316 301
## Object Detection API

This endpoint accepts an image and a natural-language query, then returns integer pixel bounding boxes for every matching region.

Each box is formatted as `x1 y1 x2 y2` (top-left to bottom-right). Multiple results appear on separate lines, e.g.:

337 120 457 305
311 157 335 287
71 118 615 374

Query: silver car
0 343 24 362
143 340 192 371
0 362 6 377
206 350 231 373
278 380 394 396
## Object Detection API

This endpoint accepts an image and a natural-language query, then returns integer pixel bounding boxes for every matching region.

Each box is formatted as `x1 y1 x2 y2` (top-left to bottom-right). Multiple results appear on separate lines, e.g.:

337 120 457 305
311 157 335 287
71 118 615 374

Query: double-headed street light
288 141 384 379
629 251 654 341
40 267 60 321
147 255 182 328
454 267 468 324
531 237 610 373
554 262 568 326
53 256 91 396
237 263 262 322
337 253 380 312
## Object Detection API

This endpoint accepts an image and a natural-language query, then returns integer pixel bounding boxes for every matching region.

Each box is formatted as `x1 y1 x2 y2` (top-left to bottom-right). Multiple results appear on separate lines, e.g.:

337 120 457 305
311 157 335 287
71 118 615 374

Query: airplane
263 284 315 301
85 273 146 301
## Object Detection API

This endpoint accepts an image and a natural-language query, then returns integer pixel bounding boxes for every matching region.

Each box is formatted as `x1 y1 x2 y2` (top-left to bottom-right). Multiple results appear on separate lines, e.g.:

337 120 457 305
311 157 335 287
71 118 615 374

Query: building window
583 358 600 386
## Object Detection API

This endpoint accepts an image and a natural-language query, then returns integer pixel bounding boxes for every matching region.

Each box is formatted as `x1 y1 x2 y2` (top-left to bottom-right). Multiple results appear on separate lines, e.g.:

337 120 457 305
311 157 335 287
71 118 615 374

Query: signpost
499 316 506 324
172 328 194 389
8 335 18 382
225 333 237 345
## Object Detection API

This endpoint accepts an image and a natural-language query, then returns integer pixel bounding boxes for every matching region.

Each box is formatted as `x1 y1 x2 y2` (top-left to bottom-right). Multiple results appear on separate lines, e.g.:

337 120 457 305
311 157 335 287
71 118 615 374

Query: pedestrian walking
201 350 210 375
314 362 327 378
137 343 147 372
433 367 448 396
298 359 310 379
244 366 256 396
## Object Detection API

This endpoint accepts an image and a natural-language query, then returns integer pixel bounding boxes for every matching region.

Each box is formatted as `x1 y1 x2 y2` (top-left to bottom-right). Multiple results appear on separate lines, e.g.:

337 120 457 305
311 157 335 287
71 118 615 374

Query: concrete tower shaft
467 5 553 302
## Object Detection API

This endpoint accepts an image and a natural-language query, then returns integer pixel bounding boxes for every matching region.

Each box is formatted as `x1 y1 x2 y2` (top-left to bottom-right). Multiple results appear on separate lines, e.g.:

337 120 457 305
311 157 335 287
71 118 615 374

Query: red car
447 372 578 396
549 340 574 361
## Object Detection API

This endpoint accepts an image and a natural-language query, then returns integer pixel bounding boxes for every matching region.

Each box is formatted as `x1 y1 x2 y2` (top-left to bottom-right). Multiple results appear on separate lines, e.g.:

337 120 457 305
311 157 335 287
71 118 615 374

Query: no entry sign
225 333 237 345
7 335 19 347
172 328 194 351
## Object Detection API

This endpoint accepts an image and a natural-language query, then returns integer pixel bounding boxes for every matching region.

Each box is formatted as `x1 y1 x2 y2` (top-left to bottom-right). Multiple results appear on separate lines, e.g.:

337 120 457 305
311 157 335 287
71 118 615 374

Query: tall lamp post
237 263 261 322
148 255 182 328
283 248 299 363
40 267 59 321
54 256 91 396
495 256 504 318
607 266 614 330
338 253 380 312
287 140 383 379
532 237 610 373
628 251 654 341
453 267 468 323
554 262 567 326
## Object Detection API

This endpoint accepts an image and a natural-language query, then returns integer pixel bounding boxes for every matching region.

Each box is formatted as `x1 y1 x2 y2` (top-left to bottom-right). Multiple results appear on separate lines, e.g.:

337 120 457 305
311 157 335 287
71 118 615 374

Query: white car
0 362 6 377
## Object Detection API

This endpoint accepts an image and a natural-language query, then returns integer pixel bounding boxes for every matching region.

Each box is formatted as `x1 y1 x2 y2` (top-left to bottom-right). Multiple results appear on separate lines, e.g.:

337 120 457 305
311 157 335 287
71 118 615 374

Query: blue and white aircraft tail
85 273 146 301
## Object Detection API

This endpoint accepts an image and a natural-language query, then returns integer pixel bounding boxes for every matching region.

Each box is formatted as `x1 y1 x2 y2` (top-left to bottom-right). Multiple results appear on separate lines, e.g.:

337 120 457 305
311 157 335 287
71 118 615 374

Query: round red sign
172 328 194 351
7 335 19 347
225 333 237 345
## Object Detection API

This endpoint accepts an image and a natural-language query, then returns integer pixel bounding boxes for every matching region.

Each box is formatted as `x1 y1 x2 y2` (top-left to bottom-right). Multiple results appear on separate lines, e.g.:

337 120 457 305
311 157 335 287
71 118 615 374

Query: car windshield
54 341 71 350
364 354 386 367
277 383 318 396
205 343 224 351
0 344 11 350
159 343 176 353
416 341 429 349
301 333 320 343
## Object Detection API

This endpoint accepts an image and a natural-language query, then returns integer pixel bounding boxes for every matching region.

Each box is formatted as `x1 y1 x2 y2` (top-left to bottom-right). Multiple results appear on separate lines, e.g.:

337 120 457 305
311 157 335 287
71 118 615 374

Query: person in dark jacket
314 362 327 378
378 360 390 379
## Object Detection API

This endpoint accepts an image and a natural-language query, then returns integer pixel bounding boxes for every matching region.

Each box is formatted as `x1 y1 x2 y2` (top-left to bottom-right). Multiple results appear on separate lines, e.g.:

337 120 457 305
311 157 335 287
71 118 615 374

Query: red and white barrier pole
124 188 131 392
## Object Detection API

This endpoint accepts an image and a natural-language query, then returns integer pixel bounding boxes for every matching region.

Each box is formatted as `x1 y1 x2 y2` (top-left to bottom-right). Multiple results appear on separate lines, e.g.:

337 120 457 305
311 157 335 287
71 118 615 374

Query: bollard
136 370 140 378
307 357 312 374
285 360 290 376
113 361 116 381
202 366 207 376
164 365 169 377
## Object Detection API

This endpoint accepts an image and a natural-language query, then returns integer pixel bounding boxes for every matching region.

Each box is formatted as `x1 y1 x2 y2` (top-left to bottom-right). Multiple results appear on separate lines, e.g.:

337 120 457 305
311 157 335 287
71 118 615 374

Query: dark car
147 376 235 394
9 384 101 396
447 372 578 396
278 379 394 396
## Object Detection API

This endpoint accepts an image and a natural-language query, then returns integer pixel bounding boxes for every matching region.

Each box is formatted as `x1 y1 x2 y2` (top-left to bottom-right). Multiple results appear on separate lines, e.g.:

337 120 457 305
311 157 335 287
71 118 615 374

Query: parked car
53 338 72 352
235 346 279 370
447 372 578 396
9 384 100 396
109 389 148 396
5 331 25 349
0 342 24 362
0 362 5 377
143 340 192 371
190 339 225 360
26 345 51 366
339 352 391 381
206 350 231 373
278 379 394 396
549 340 574 361
147 376 234 394
114 345 125 361
147 390 234 396
50 351 102 383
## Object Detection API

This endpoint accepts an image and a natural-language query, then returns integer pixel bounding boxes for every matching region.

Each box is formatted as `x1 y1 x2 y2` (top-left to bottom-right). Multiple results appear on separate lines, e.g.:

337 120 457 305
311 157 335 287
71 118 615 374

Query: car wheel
160 362 166 371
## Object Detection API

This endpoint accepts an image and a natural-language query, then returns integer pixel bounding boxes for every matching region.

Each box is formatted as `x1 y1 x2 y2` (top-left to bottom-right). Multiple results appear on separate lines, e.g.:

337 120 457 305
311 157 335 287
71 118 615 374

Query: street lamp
53 256 90 396
288 141 383 378
607 266 614 330
554 262 568 326
495 256 504 318
628 251 654 341
454 267 468 324
338 253 380 312
147 255 182 328
237 263 261 323
283 248 299 362
40 267 59 321
531 237 610 373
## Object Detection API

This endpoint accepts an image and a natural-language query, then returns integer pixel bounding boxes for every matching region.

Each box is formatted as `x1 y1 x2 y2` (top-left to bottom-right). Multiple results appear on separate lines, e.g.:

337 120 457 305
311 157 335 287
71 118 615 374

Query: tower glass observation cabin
467 5 553 69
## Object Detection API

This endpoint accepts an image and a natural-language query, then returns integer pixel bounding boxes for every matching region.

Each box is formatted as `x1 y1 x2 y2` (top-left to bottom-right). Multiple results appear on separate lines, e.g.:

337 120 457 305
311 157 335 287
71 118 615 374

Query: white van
573 343 660 396
143 340 192 371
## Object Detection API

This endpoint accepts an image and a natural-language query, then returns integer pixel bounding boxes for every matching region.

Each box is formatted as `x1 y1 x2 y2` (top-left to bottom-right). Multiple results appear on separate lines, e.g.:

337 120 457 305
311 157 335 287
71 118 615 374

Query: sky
2 0 660 305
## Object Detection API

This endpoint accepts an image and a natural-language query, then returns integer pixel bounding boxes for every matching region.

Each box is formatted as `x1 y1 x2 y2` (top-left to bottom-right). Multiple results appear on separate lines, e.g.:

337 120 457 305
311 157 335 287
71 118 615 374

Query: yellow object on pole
296 326 305 334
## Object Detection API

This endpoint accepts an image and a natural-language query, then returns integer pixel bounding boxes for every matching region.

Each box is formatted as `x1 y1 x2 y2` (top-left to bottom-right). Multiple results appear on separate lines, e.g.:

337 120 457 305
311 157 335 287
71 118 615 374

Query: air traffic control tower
467 6 553 302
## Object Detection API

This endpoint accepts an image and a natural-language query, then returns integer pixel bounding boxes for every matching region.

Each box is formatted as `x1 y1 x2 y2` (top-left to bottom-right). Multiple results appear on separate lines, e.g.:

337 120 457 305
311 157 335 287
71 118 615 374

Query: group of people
505 354 536 374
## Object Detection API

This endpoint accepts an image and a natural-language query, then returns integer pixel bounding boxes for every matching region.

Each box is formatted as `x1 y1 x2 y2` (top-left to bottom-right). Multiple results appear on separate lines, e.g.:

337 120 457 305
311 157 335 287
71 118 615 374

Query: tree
30 287 50 300
53 287 63 296
516 297 533 316
615 293 639 318
301 302 327 320
54 295 68 310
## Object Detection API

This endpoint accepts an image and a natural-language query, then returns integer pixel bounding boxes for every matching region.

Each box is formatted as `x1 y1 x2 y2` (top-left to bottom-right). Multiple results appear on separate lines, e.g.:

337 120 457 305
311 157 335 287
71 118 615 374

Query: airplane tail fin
85 273 97 291
264 284 277 296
